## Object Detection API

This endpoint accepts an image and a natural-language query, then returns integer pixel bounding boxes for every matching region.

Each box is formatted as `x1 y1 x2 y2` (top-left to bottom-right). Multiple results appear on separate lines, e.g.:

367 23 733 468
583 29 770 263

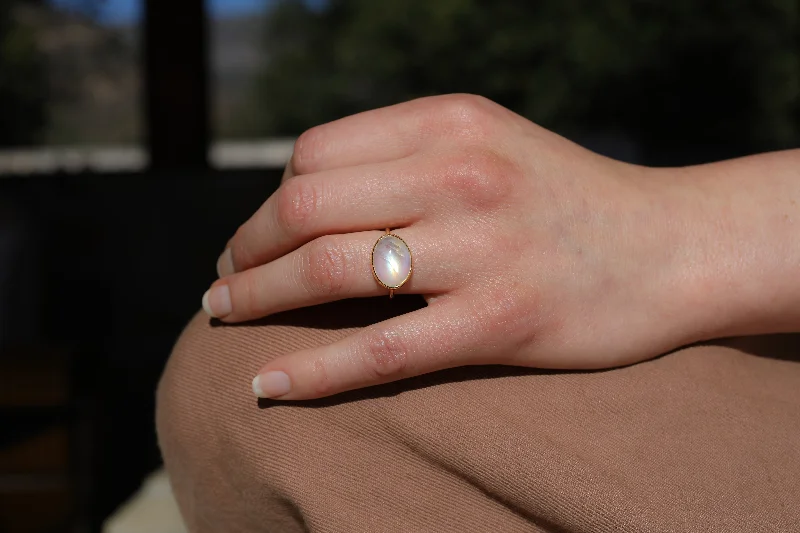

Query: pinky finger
250 299 482 400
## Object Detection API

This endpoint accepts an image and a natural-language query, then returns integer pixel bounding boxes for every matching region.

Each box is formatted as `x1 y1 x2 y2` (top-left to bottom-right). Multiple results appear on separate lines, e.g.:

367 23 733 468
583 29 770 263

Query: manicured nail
216 248 234 278
252 371 291 398
202 284 232 318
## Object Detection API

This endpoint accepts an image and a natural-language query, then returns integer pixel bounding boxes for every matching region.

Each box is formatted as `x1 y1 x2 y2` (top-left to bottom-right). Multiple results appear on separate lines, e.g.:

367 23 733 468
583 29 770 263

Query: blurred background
0 0 797 531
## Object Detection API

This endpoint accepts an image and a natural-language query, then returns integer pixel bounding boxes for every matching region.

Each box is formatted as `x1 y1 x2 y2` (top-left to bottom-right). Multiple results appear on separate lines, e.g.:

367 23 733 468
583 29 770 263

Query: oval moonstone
372 234 412 289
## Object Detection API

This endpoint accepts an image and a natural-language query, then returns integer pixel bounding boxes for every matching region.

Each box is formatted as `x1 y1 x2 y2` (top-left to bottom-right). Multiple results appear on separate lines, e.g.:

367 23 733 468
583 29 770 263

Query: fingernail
202 284 232 318
216 248 234 278
252 371 291 398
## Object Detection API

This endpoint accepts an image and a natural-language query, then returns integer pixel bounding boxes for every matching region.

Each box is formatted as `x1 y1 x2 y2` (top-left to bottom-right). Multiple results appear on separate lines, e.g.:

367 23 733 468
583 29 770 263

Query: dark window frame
143 0 209 171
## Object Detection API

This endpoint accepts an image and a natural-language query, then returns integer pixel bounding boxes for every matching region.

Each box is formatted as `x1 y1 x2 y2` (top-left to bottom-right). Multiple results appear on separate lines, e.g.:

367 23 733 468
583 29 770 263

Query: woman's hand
201 94 773 400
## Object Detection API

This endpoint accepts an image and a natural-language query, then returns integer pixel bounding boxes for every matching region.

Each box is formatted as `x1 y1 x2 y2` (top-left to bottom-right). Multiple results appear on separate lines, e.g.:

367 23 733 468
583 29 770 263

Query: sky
49 0 280 24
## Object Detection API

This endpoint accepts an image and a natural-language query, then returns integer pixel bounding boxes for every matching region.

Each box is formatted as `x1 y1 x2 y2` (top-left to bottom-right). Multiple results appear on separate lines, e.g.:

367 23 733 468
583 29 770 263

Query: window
0 0 145 174
207 0 799 168
208 0 294 169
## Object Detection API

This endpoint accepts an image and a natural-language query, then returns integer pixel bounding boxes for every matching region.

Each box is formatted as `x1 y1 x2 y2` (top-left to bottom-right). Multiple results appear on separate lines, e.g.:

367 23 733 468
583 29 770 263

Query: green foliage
239 0 799 161
0 0 47 147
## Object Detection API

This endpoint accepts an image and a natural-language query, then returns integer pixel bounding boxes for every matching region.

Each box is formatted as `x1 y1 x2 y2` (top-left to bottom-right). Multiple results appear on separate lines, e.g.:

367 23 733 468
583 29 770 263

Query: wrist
649 152 800 343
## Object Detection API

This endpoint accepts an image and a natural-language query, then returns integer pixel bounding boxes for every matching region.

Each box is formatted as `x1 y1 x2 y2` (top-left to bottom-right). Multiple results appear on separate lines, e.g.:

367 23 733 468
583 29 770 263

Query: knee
156 310 361 531
154 304 529 531
156 311 308 531
155 311 242 531
156 312 222 477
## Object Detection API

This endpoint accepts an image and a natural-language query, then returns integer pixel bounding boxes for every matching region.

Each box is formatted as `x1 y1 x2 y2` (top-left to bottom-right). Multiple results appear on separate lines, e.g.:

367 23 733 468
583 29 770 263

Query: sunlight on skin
200 94 800 401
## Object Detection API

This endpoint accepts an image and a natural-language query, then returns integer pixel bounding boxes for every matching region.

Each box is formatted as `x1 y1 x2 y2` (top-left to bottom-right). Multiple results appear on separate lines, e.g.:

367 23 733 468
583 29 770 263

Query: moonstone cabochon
372 234 413 290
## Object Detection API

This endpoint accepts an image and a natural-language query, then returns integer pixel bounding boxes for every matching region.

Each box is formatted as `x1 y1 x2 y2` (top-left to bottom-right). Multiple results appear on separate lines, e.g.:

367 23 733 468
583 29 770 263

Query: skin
201 94 800 400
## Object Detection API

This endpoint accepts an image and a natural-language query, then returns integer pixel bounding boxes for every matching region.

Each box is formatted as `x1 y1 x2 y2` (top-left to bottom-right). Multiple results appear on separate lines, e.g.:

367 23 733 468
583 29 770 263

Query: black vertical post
144 0 209 170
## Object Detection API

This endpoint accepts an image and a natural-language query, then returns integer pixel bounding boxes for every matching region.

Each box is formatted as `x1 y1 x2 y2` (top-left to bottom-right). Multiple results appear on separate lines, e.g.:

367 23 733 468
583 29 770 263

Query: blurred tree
52 0 109 19
239 0 798 164
0 0 139 148
0 0 47 147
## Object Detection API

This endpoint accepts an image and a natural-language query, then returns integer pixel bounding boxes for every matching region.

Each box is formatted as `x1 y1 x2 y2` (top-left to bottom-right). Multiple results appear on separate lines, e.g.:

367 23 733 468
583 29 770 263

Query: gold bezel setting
371 229 413 298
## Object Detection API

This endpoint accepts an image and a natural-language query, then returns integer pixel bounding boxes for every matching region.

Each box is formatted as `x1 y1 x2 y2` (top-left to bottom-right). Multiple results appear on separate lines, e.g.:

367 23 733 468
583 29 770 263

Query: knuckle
228 226 254 271
438 94 495 138
359 329 409 380
301 238 349 296
291 126 327 175
309 356 334 398
232 271 267 317
275 179 320 235
441 148 517 210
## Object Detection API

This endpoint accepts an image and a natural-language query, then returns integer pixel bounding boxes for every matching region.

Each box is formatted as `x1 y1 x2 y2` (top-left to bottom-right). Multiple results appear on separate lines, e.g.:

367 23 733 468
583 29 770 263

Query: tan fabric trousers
156 297 800 532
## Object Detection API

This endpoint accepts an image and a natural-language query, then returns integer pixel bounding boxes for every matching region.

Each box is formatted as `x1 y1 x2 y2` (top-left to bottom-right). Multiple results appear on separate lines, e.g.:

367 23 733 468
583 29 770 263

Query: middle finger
221 158 427 276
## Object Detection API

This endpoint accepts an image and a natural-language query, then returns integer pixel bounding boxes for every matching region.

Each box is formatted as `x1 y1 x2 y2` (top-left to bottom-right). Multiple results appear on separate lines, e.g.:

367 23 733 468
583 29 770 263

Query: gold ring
371 228 413 298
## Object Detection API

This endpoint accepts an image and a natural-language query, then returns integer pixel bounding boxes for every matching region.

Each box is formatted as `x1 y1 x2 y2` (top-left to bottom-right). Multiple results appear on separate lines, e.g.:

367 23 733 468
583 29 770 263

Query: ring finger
204 228 454 322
